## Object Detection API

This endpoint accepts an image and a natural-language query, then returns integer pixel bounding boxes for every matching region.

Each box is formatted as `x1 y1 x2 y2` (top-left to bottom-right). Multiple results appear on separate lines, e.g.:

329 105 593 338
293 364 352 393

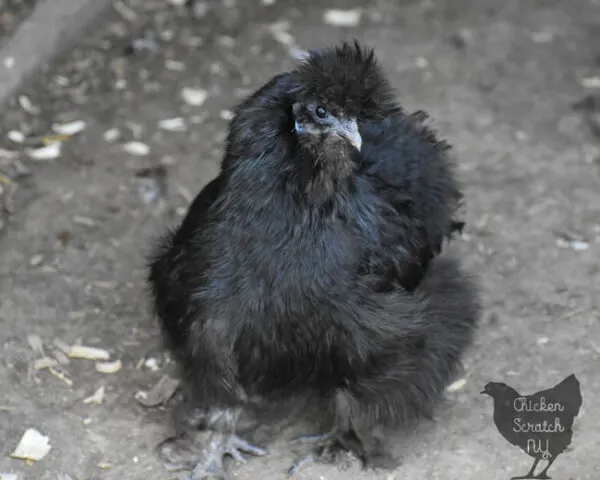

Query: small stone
29 254 44 267
416 57 429 68
123 141 150 156
103 128 120 143
7 131 25 143
220 110 234 120
446 378 467 393
158 117 186 132
323 8 362 27
181 87 208 106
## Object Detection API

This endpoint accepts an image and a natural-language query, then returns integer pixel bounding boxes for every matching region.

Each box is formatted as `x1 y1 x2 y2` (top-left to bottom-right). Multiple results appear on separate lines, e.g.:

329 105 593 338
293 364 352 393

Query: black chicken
481 374 582 480
148 41 480 480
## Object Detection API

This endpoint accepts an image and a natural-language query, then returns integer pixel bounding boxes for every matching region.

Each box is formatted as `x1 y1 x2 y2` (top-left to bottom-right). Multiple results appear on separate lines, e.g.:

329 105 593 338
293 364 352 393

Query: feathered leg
287 391 395 477
289 256 479 476
159 406 266 480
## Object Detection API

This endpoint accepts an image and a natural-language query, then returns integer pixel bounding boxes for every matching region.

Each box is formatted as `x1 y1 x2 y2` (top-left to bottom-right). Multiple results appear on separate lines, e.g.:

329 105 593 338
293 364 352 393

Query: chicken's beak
335 118 362 151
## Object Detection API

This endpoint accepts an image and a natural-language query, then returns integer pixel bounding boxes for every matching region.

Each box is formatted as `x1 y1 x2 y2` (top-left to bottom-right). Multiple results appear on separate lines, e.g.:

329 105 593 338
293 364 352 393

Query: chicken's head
288 40 398 160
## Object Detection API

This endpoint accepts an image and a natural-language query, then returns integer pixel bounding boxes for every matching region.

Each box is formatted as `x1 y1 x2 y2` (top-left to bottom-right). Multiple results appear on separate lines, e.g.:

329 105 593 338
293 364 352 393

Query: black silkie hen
148 41 480 479
481 374 582 480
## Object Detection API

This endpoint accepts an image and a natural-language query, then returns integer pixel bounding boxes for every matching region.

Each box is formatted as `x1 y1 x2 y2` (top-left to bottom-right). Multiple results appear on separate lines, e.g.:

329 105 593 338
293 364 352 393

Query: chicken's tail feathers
559 373 582 400
412 255 481 345
554 374 580 395
560 373 579 387
547 374 583 417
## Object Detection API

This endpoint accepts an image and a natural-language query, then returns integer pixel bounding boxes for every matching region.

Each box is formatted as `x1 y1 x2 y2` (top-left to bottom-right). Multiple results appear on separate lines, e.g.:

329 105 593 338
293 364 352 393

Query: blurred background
0 0 599 479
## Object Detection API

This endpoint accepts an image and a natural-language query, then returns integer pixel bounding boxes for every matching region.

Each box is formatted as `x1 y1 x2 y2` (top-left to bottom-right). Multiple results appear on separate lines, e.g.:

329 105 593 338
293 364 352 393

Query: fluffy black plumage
148 41 480 479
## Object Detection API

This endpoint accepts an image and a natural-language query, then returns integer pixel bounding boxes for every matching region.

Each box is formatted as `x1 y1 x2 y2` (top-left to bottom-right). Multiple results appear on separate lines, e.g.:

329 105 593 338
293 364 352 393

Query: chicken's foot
534 456 556 479
157 407 266 479
288 429 356 477
511 457 540 480
186 432 267 480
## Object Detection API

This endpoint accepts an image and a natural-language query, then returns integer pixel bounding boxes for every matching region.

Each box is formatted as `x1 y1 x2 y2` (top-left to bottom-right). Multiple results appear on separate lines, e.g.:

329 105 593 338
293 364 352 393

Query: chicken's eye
315 106 327 119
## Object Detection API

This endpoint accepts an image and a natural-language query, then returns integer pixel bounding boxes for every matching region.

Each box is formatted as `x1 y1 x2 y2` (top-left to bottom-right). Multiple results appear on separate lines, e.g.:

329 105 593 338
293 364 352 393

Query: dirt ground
1 0 599 479
0 0 37 44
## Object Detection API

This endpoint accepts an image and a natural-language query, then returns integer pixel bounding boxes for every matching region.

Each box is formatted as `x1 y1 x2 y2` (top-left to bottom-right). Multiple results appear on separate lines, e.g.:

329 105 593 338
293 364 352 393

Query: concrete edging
0 0 114 110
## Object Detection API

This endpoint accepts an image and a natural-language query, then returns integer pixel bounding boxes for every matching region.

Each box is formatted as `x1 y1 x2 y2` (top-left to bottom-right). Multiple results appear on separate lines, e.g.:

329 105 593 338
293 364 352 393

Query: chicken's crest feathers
292 40 399 119
223 41 399 164
223 73 297 163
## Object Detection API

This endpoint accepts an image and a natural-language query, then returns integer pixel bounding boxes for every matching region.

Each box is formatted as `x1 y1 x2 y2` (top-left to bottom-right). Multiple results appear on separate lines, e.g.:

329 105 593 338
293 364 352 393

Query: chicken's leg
534 456 556 480
187 430 266 480
158 407 266 480
287 428 358 478
511 457 540 480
